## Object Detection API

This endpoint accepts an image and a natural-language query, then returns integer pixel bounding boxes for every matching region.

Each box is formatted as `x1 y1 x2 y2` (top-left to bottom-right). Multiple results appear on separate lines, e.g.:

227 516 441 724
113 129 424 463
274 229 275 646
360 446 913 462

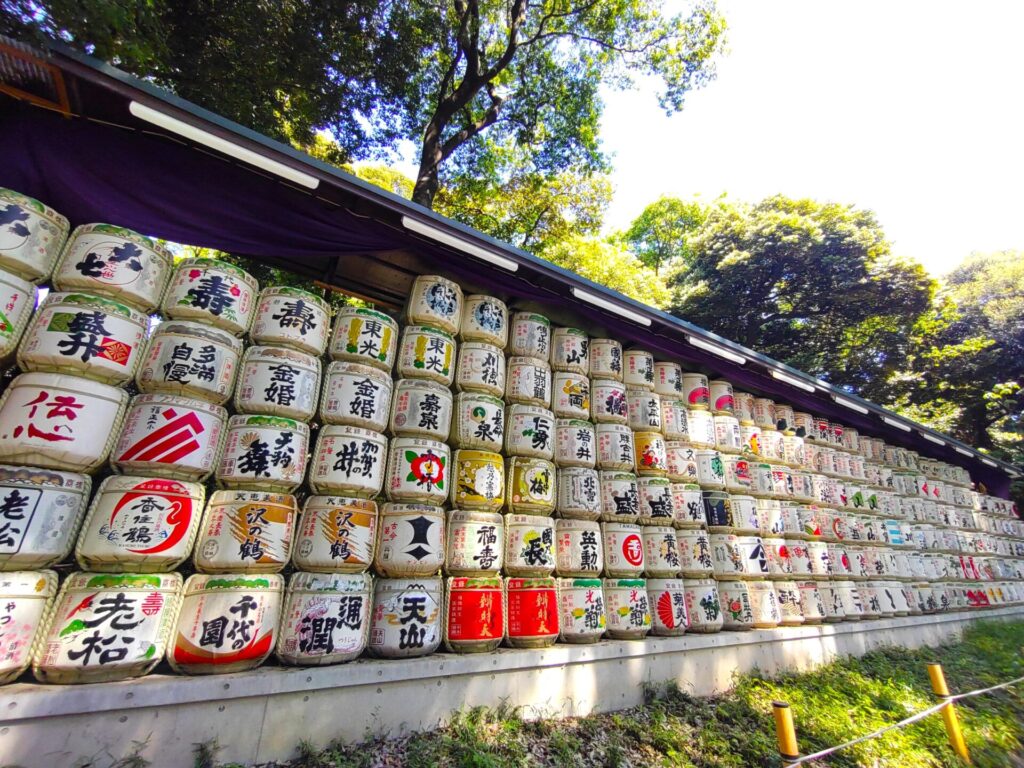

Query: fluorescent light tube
771 370 816 392
955 447 972 457
833 395 869 414
881 416 912 432
130 101 320 189
686 335 747 365
981 458 998 467
921 433 945 446
402 216 519 272
570 287 652 326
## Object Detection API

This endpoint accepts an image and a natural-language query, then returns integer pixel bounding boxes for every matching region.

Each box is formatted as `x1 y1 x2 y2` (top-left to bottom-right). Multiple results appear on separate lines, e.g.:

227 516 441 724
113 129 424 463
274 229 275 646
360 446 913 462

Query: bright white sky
599 0 1024 276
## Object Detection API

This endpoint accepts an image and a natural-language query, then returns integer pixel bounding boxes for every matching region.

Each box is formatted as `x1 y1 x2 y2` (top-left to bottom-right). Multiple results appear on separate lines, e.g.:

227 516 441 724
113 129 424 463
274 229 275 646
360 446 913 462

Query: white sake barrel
774 580 804 626
602 521 644 576
385 437 450 505
552 371 591 420
623 349 654 390
452 392 504 452
772 465 795 500
293 495 377 573
319 362 392 432
666 442 700 483
75 476 204 573
505 456 556 515
0 268 36 361
443 575 505 653
661 398 690 441
329 305 399 371
673 483 705 529
785 539 814 576
557 467 601 520
0 466 90 570
756 497 786 537
714 414 743 454
627 389 661 432
687 408 716 448
397 325 456 386
753 399 776 429
504 404 554 459
276 571 371 665
555 518 603 576
450 449 504 512
734 392 756 424
136 320 242 405
709 379 734 415
0 569 57 683
599 471 640 523
806 539 832 577
729 495 760 533
684 578 723 633
460 294 508 346
696 449 726 489
506 576 559 648
233 346 321 421
796 580 826 623
19 292 147 385
374 503 445 577
508 312 550 359
554 418 596 469
835 580 864 620
748 580 781 628
250 287 330 356
681 373 710 410
0 188 69 282
863 580 888 618
407 275 463 335
603 577 651 639
167 572 282 674
557 578 606 643
634 431 668 477
829 543 854 578
368 577 442 658
718 579 755 630
0 372 128 473
819 582 845 622
782 434 805 468
216 415 309 493
446 509 503 575
550 327 589 375
723 455 753 494
648 578 688 636
307 425 387 497
505 356 551 408
110 394 225 481
643 526 681 577
736 535 770 579
762 537 792 577
162 258 258 336
638 476 675 525
792 412 815 439
53 224 172 313
654 362 683 398
35 571 181 684
589 338 623 381
774 404 795 433
504 514 556 576
389 378 453 441
679 528 713 576
455 341 505 398
590 378 628 424
596 422 634 471
193 491 297 573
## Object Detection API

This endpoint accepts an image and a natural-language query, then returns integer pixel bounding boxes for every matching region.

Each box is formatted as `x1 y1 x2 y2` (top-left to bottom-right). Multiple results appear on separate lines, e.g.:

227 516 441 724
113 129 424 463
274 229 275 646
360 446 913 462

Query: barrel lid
455 391 504 408
506 576 556 588
0 463 89 488
64 572 182 591
319 423 386 441
208 489 296 507
174 257 258 287
258 285 329 311
42 291 148 324
68 223 173 261
557 577 602 588
0 569 58 598
13 371 129 400
507 355 550 368
154 319 244 351
335 304 398 325
303 495 378 512
129 392 227 417
288 571 371 592
243 344 321 369
447 575 502 589
447 509 503 523
227 413 308 433
394 377 452 395
324 360 393 380
185 572 284 594
380 502 444 516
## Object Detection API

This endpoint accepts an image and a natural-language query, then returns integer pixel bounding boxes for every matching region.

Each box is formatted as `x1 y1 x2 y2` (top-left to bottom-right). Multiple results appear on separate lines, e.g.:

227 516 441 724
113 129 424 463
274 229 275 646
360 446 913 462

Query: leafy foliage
546 235 670 308
622 195 708 274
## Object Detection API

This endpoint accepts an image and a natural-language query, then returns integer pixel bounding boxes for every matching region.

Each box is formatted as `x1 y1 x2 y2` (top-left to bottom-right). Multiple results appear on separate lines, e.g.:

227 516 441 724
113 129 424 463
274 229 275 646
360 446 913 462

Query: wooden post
772 700 800 765
927 663 971 764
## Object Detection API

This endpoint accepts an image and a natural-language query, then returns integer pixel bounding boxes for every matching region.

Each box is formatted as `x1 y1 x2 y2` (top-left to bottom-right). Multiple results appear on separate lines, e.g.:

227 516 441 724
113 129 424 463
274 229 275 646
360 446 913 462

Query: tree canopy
622 195 708 274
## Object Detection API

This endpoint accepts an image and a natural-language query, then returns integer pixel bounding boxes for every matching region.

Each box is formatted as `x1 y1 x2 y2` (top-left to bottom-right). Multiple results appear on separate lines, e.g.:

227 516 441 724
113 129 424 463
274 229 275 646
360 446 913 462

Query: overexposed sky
599 0 1024 276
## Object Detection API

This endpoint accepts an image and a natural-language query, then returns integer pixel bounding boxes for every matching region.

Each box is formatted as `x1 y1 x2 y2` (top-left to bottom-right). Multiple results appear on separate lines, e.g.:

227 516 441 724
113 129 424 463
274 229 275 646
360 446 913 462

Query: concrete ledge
2 606 1022 768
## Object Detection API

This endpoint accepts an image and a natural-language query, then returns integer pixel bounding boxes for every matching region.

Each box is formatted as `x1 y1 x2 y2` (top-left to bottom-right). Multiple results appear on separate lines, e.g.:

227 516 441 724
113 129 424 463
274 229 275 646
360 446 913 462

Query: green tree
623 196 707 274
546 235 669 308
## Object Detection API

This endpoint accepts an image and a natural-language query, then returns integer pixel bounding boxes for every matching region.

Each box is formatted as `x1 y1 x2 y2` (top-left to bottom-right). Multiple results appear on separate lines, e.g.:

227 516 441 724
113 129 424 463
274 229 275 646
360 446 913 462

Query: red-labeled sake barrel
0 466 90 570
375 503 445 577
597 422 634 471
508 312 550 359
627 389 661 432
234 346 321 421
505 576 559 647
504 514 555 576
390 378 453 441
308 425 387 497
718 579 755 630
0 189 68 282
193 491 297 573
329 306 399 372
589 338 623 381
679 528 713 576
53 224 172 313
385 437 450 505
638 476 674 525
276 572 372 665
444 575 504 653
654 362 683 398
163 258 258 336
505 356 551 408
35 572 182 683
504 404 554 460
0 268 36 361
550 327 589 375
557 577 606 643
217 415 309 492
643 526 681 577
136 320 242 404
75 476 205 573
556 466 601 520
460 294 508 347
648 578 688 636
604 577 651 639
19 292 148 385
709 379 734 415
407 274 463 336
0 373 129 473
455 341 505 398
292 496 377 573
250 286 330 356
723 455 753 494
0 569 57 684
555 518 603 576
168 572 282 674
450 449 504 511
602 521 644 576
681 373 710 410
112 394 226 481
599 471 639 523
683 578 723 633
623 349 654 391
505 456 556 515
368 577 442 658
453 392 504 452
635 431 668 477
554 418 596 469
552 371 591 420
446 510 503 575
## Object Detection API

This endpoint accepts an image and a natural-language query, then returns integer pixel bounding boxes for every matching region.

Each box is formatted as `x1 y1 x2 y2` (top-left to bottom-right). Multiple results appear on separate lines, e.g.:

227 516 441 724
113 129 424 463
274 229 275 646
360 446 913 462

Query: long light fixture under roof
571 287 652 326
921 432 946 446
982 458 998 467
401 216 519 272
833 395 869 414
129 101 320 189
687 335 747 365
881 415 912 432
771 369 816 392
955 447 973 457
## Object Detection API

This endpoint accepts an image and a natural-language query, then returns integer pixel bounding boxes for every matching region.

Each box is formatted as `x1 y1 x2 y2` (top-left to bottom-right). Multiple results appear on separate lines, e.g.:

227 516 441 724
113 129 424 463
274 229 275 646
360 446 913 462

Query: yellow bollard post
772 700 800 765
927 663 971 764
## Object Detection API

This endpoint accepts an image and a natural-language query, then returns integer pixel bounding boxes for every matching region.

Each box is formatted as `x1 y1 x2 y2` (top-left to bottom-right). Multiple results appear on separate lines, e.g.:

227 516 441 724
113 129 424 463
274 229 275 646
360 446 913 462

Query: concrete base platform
2 606 1022 768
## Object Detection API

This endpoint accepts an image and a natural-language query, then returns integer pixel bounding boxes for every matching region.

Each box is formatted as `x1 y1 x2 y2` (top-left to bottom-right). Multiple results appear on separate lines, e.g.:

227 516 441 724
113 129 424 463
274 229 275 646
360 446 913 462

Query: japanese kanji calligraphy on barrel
683 578 723 633
661 398 689 441
642 526 680 577
681 373 710 410
550 327 589 376
596 423 634 471
598 471 639 523
460 295 508 347
308 425 387 497
551 372 590 420
555 466 601 520
653 361 683 398
75 476 204 572
504 514 555 576
397 326 456 387
389 378 453 442
367 577 442 659
250 287 330 356
554 419 596 469
445 509 502 575
234 346 321 421
384 437 449 505
647 578 688 636
136 320 242 404
634 431 668 477
588 338 622 381
407 275 463 336
0 268 36 361
796 580 826 623
505 456 556 515
443 575 504 653
329 306 398 372
602 522 644 577
637 476 674 525
0 465 90 570
452 392 505 452
217 415 309 492
276 572 371 665
193 491 297 573
162 258 258 336
374 503 445 577
672 483 705 529
718 579 755 631
508 312 550 359
450 450 504 512
292 496 376 573
53 224 172 313
0 188 70 283
554 518 603 576
454 341 506 398
557 577 605 643
504 404 554 460
603 578 651 639
505 356 551 408
678 528 714 577
713 414 743 454
748 580 782 628
0 570 57 684
505 576 558 648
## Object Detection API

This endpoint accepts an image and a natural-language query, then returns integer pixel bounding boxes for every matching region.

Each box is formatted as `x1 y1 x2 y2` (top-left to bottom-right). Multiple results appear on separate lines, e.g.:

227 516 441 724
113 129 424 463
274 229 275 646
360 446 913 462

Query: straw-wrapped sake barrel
374 503 445 577
162 258 258 336
0 466 90 570
0 188 69 282
233 345 321 421
329 306 399 371
407 274 463 335
505 576 558 648
0 268 37 361
135 320 242 405
367 577 442 659
308 425 387 498
193 491 297 573
291 496 377 573
443 575 504 653
276 572 372 665
250 286 330 356
604 578 651 639
647 578 688 636
216 415 309 493
0 569 57 684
